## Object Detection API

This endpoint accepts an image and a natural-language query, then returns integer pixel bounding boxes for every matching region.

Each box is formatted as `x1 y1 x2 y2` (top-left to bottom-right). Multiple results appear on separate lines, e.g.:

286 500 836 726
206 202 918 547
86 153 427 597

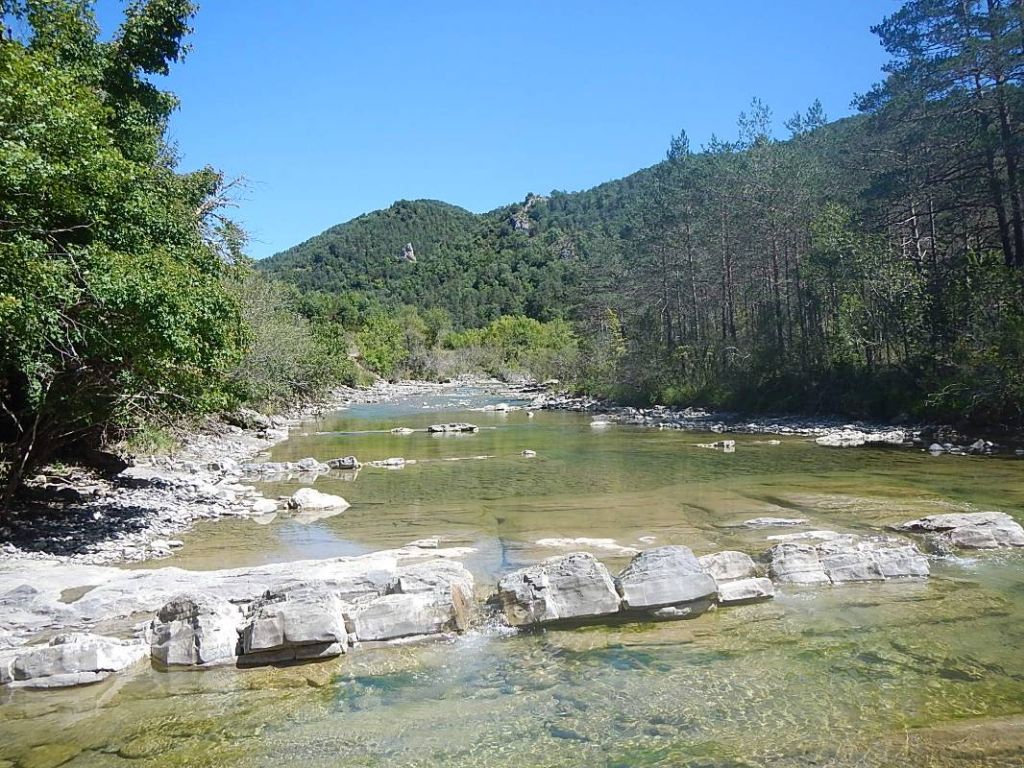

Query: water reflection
3 390 1024 766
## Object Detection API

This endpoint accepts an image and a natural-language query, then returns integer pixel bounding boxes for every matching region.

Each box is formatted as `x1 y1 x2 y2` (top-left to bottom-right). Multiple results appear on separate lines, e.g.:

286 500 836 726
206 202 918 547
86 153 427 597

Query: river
2 386 1023 767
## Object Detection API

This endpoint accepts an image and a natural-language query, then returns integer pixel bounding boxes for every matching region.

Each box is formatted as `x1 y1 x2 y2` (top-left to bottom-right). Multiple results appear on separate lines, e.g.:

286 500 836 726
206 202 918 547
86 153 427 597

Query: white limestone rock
815 429 906 448
698 551 757 582
149 592 242 667
288 488 349 512
615 546 717 610
427 423 478 433
3 633 146 688
767 534 929 585
240 584 347 662
896 511 1024 549
717 577 775 605
497 552 621 627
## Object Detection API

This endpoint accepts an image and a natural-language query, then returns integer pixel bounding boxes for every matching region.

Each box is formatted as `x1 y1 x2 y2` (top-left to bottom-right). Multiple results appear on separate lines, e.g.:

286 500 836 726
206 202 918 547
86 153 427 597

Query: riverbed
2 386 1023 767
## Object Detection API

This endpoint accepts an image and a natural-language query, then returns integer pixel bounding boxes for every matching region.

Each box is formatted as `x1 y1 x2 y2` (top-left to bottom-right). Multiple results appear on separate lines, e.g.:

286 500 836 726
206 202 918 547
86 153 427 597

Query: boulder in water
895 511 1024 549
615 546 717 611
767 533 929 584
149 592 242 667
497 552 621 627
288 488 349 511
1 633 146 688
716 577 775 605
239 583 348 663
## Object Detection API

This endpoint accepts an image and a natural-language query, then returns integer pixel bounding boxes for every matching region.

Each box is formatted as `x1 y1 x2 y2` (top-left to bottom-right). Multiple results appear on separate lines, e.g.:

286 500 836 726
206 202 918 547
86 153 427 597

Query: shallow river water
2 387 1024 767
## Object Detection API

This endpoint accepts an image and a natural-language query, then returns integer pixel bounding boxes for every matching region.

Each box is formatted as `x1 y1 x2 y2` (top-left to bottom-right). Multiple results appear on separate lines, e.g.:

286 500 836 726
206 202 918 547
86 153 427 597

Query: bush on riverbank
0 1 245 501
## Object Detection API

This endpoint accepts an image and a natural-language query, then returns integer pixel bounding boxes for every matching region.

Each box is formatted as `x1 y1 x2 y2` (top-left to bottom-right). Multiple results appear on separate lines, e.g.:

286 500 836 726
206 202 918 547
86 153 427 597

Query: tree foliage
0 1 243 499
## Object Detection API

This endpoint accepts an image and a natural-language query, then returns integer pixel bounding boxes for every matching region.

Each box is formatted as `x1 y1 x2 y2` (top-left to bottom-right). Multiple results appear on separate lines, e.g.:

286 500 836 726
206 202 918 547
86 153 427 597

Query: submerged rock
368 457 408 469
895 511 1024 549
696 440 736 452
497 552 621 627
742 517 808 529
427 423 479 433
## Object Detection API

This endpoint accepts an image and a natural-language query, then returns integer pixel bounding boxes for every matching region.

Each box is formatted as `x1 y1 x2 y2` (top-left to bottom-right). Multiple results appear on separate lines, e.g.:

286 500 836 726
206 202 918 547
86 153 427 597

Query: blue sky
95 1 901 258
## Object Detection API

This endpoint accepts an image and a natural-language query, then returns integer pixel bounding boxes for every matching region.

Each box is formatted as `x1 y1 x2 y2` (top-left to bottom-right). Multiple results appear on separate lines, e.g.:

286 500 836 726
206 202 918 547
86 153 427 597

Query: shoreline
0 379 519 567
535 394 1024 455
4 379 1020 568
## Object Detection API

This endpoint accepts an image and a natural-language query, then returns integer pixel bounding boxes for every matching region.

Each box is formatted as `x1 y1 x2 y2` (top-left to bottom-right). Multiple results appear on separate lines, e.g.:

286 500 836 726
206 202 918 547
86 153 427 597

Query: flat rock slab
616 546 717 610
349 592 464 642
742 517 809 528
895 512 1024 549
1 633 146 688
717 577 775 605
427 423 479 433
497 552 621 627
767 534 929 585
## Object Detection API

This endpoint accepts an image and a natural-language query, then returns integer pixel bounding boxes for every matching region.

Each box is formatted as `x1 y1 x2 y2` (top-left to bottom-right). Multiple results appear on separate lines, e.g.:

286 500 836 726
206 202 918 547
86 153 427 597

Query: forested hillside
5 0 1024 506
264 0 1024 427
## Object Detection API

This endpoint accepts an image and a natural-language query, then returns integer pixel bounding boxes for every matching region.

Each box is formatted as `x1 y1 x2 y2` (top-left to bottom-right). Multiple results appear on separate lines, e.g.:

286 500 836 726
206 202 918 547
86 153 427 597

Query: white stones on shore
895 512 1024 549
815 429 906 448
767 534 929 584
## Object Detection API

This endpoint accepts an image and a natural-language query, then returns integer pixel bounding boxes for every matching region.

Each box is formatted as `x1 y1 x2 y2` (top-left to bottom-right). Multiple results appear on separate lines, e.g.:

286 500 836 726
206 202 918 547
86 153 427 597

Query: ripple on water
4 393 1024 766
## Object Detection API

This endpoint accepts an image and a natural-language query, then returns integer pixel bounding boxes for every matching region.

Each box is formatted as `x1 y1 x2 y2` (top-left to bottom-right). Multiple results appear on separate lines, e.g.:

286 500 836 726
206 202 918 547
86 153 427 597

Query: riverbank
534 393 1024 456
0 379 529 566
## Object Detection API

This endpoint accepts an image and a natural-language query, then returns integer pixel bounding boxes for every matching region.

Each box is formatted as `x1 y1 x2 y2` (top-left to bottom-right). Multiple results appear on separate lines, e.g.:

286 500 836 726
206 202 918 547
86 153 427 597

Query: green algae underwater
2 390 1024 767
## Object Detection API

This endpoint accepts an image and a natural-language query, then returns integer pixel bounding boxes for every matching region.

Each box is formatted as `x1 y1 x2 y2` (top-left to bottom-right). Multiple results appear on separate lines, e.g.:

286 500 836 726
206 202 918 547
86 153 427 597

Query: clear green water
3 388 1024 767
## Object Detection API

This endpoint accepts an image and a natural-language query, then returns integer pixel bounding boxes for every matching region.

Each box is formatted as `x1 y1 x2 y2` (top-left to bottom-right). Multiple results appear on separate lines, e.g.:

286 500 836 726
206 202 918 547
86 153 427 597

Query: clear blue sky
95 0 900 258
